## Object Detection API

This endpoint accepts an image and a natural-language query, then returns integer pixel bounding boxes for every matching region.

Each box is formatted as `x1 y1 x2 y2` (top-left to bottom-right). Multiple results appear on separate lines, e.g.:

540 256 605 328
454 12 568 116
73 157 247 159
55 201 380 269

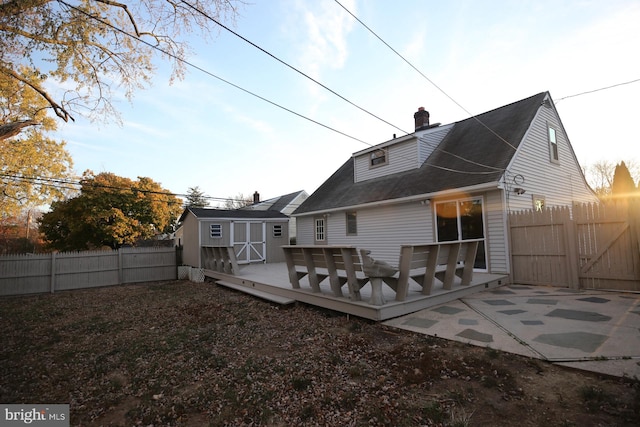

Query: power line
179 0 410 135
556 78 640 103
53 0 517 181
334 0 518 152
0 173 250 206
56 0 370 146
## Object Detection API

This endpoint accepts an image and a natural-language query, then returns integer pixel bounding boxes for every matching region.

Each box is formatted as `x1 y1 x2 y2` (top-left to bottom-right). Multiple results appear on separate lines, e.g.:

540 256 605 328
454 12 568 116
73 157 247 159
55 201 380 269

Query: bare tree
222 193 252 209
584 159 639 197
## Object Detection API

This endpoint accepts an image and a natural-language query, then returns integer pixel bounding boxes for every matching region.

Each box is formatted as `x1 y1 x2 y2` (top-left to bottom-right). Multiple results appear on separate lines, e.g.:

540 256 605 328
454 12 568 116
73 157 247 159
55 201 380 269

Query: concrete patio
384 284 640 378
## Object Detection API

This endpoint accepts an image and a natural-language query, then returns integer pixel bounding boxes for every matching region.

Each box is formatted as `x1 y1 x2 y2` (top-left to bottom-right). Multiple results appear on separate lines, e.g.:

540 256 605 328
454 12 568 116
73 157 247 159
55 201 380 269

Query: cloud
285 0 356 87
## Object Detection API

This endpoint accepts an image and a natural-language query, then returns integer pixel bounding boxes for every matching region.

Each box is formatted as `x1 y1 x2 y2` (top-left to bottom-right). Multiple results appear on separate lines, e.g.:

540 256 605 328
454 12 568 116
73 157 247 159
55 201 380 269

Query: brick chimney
414 107 430 130
253 191 260 204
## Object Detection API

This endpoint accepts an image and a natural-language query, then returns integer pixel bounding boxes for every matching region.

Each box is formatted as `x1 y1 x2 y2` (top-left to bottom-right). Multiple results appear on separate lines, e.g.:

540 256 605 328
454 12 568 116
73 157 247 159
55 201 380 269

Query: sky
54 0 640 206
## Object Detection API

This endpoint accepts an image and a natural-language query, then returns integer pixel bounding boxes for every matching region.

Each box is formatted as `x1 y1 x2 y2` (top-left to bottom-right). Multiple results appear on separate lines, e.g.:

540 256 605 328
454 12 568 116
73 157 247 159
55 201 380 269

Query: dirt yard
1 280 638 426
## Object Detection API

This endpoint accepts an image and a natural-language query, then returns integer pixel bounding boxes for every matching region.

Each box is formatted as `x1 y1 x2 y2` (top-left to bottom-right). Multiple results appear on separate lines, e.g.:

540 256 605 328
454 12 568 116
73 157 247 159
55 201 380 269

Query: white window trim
433 196 487 272
548 124 559 164
315 217 326 242
346 211 357 236
369 148 388 168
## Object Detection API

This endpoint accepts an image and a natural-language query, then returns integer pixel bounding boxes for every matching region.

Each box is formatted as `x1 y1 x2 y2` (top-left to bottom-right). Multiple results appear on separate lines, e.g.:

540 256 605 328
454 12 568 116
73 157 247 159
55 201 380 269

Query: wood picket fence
0 246 178 296
509 199 640 291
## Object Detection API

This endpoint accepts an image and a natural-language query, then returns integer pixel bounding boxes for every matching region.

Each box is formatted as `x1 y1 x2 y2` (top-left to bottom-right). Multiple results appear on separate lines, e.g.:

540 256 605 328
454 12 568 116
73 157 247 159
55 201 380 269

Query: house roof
243 190 306 212
179 207 288 223
294 92 547 215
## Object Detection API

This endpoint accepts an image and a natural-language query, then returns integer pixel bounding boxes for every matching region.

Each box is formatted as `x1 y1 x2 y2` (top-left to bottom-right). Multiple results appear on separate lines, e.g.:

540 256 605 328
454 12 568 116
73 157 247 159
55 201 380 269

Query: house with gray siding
176 208 289 268
292 92 598 276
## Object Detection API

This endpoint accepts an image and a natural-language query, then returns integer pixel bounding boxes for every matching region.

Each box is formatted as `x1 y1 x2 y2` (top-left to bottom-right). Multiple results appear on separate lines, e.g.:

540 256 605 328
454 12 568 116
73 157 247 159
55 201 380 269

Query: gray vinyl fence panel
0 247 177 296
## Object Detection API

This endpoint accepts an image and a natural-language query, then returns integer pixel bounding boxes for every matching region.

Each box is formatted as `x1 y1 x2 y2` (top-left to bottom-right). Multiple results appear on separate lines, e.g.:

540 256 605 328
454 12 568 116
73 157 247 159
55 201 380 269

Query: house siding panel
485 190 508 274
354 138 419 183
296 216 314 245
200 220 231 247
507 105 597 212
324 201 434 265
265 221 288 262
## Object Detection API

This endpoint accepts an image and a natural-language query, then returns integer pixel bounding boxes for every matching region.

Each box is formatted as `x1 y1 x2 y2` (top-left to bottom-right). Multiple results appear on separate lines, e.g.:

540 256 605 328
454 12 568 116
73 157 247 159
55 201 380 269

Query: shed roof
179 207 288 223
294 92 546 215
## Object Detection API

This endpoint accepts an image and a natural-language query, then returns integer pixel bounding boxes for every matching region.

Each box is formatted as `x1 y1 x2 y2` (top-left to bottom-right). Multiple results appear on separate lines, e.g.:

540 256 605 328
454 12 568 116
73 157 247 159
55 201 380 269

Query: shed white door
231 221 266 264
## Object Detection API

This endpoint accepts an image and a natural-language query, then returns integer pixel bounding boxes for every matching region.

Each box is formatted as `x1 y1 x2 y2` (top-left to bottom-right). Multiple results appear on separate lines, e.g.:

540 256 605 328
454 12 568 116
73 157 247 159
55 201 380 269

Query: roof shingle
294 92 546 215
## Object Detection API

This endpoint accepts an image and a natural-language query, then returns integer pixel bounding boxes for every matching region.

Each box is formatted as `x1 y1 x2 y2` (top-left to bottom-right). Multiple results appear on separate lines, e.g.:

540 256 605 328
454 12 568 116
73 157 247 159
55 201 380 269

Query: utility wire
334 0 518 152
179 0 410 135
555 78 640 103
54 0 513 180
56 0 369 146
0 173 249 205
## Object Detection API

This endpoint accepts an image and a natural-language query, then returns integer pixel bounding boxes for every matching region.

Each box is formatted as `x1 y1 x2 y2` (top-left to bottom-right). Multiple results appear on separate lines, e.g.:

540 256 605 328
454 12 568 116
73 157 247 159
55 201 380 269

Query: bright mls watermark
1 405 69 426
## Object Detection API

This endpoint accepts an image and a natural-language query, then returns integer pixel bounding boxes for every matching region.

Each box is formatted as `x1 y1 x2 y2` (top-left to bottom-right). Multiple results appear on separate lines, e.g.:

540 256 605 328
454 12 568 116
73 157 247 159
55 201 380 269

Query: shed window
346 211 357 235
370 149 387 167
273 224 283 238
315 218 325 242
210 224 222 238
548 126 559 162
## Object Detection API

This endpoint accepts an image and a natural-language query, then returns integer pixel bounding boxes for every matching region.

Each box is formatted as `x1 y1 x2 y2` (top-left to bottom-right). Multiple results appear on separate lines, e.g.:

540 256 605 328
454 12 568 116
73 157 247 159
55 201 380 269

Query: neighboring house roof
243 190 307 212
178 207 288 223
294 92 547 215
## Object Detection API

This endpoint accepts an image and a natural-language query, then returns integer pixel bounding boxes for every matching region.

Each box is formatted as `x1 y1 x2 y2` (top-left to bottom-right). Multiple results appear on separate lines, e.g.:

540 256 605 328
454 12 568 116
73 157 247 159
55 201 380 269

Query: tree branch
0 64 74 122
0 120 38 141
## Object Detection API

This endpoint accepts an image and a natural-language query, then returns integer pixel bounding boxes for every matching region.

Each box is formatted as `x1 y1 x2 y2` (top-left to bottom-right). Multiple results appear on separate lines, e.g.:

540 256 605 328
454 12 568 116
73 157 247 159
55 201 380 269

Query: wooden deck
204 263 508 321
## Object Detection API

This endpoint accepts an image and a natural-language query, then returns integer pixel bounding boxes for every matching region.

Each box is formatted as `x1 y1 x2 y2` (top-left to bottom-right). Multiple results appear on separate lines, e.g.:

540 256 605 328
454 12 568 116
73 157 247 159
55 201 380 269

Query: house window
315 217 325 242
370 149 388 167
346 211 357 235
210 224 222 238
533 195 546 212
548 126 559 163
435 197 486 270
273 224 283 238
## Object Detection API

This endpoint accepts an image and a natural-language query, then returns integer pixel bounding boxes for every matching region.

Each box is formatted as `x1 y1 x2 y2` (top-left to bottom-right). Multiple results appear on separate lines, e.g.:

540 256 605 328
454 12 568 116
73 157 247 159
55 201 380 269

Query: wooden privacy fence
509 200 640 291
0 246 177 296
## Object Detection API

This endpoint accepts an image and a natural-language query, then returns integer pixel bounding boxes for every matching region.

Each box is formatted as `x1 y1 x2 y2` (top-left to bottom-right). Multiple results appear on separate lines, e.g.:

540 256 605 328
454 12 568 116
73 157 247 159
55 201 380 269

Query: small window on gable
346 211 357 235
273 224 283 238
533 195 546 212
370 149 388 167
548 126 559 163
210 224 222 238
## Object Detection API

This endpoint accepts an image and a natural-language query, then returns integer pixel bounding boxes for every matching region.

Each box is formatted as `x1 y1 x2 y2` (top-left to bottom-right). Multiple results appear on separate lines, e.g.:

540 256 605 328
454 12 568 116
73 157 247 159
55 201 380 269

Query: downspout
500 174 513 280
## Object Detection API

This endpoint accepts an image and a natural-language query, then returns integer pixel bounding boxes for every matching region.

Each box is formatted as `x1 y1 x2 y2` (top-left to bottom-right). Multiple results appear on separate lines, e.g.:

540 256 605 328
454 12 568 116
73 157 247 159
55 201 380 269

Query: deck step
215 280 296 305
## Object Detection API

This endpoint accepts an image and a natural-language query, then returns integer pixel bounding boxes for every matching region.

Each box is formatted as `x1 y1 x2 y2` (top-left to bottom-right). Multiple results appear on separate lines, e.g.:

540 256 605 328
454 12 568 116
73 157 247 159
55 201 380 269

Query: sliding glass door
435 197 486 270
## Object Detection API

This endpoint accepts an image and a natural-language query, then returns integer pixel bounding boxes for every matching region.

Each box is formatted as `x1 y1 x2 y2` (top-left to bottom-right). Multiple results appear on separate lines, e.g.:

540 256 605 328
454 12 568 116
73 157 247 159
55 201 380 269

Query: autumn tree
185 186 209 208
0 67 74 217
0 0 242 139
39 171 182 251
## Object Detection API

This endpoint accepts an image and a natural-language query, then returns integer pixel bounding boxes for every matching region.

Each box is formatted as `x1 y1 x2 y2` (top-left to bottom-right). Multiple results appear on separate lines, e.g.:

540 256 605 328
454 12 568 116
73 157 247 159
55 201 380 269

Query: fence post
565 206 579 289
118 248 123 285
50 252 56 293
